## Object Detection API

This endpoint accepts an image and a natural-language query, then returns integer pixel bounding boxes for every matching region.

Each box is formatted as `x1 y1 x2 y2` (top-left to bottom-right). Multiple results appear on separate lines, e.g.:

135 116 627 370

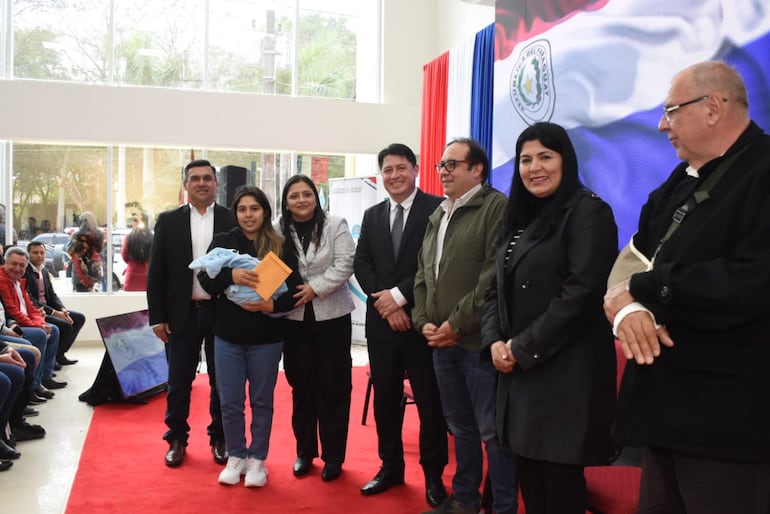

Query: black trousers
518 455 586 514
163 302 223 445
367 330 447 475
638 447 770 514
282 311 352 465
45 310 86 356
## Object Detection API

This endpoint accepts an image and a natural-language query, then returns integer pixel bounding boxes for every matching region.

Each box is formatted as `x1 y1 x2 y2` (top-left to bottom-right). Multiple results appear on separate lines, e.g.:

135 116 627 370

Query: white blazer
275 215 355 322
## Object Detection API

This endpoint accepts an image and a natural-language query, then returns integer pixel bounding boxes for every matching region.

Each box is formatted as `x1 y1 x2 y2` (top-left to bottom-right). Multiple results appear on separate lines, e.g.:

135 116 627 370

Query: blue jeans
16 326 57 388
0 361 25 430
214 336 283 459
433 345 518 514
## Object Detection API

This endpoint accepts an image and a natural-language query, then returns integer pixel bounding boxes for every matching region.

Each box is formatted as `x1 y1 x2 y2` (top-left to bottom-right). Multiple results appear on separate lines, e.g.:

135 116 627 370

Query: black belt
192 300 211 308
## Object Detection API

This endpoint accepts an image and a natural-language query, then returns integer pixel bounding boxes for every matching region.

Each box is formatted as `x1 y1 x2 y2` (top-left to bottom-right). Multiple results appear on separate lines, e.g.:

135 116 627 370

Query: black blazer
481 189 618 465
354 189 443 340
24 264 65 314
147 204 235 333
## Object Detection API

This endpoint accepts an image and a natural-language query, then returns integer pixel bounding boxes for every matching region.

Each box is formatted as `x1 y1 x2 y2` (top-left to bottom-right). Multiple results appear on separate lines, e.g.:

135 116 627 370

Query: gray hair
4 246 29 262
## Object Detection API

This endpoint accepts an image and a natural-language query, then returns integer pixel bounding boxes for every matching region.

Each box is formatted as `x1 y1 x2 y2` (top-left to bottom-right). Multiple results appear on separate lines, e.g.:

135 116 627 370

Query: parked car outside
30 232 71 276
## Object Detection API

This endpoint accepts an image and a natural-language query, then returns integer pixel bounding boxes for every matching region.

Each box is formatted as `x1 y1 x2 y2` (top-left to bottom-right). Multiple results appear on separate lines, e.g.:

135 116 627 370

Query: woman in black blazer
481 122 618 514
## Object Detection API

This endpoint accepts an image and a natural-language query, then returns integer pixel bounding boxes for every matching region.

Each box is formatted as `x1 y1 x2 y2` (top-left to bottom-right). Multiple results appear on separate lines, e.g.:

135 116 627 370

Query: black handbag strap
653 144 749 260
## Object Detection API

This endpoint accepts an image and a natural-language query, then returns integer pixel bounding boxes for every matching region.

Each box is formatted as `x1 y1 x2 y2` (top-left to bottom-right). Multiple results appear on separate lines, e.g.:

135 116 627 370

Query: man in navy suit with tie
354 143 448 507
147 160 236 468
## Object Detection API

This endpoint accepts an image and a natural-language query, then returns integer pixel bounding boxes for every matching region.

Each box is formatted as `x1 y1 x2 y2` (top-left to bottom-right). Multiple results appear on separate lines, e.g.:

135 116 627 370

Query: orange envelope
254 251 292 300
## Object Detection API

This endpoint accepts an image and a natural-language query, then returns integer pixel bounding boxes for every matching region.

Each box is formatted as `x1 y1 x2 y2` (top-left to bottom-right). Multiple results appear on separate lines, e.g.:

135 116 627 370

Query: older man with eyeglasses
605 60 770 513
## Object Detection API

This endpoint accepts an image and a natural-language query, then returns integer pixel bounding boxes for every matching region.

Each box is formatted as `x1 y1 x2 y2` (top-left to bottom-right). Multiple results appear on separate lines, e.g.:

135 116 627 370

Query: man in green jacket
413 138 517 514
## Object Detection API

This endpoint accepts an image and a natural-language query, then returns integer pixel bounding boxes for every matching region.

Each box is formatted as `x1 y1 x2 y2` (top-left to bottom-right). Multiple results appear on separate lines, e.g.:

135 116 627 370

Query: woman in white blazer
276 175 355 482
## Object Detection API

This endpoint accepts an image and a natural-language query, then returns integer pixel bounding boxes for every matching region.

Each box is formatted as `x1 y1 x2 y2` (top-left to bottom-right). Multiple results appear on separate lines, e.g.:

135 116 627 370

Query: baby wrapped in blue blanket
189 247 288 305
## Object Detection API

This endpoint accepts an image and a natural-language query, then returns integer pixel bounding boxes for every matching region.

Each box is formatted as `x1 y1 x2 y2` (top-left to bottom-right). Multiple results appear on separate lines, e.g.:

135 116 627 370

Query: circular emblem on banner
509 39 555 124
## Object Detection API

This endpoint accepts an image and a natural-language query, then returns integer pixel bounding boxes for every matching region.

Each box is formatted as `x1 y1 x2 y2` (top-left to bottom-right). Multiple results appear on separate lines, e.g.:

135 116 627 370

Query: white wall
435 0 496 56
0 80 421 155
60 293 149 343
0 0 494 342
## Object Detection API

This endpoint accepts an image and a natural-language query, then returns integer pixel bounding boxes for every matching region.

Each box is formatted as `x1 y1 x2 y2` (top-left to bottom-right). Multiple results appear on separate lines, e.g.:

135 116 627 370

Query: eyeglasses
663 93 730 123
434 159 470 173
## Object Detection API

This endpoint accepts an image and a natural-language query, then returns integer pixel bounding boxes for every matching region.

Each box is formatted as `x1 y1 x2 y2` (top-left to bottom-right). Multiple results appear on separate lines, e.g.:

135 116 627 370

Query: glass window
14 0 111 83
113 0 206 88
8 142 357 295
207 0 295 94
296 3 357 99
11 0 376 100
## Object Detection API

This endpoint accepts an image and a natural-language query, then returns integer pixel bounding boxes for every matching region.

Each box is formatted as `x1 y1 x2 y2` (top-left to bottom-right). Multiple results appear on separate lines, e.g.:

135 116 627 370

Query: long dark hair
501 122 581 242
231 185 282 258
279 175 325 257
123 211 152 262
125 228 153 263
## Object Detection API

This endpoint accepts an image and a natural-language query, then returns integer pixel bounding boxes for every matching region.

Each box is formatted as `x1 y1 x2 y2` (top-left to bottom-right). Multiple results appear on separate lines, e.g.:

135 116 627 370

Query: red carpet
66 367 457 513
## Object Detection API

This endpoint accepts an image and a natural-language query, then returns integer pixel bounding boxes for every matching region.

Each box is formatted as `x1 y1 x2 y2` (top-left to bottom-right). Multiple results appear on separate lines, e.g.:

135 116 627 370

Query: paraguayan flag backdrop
489 0 770 245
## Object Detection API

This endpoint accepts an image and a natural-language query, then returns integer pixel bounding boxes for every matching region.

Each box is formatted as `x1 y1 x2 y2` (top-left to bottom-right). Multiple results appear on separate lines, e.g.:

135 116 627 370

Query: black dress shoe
54 362 62 371
42 377 67 389
34 386 54 399
211 440 227 465
23 407 39 417
360 467 405 495
425 474 448 507
0 460 12 471
57 356 79 365
321 462 342 482
0 439 20 460
293 457 312 477
165 440 186 467
28 393 47 405
12 422 46 442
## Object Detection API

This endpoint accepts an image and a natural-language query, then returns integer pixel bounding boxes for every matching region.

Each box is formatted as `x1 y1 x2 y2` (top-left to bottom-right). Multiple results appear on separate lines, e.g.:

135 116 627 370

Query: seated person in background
4 314 52 406
0 301 48 406
0 339 44 444
0 247 64 396
0 342 25 471
25 241 86 366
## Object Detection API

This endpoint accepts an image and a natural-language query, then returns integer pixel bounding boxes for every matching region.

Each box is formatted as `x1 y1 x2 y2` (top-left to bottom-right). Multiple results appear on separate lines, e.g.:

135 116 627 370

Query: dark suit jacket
354 189 443 340
147 204 235 333
24 265 65 314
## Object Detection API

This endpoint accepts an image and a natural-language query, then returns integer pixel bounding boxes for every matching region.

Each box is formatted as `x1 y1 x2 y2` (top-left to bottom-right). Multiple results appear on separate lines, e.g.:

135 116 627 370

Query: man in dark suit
147 159 236 468
25 241 86 366
354 143 448 507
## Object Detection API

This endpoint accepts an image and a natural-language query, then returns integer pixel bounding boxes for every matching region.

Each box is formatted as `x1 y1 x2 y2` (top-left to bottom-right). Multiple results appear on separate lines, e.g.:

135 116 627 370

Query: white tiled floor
1 340 370 514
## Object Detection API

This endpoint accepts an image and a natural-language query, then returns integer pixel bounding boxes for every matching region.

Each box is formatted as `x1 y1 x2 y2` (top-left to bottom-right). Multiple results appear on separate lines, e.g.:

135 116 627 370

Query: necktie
391 203 404 259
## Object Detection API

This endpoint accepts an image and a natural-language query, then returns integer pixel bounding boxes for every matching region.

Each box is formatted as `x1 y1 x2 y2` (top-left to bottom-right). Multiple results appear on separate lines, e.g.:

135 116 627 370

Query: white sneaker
244 458 268 488
218 456 247 485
